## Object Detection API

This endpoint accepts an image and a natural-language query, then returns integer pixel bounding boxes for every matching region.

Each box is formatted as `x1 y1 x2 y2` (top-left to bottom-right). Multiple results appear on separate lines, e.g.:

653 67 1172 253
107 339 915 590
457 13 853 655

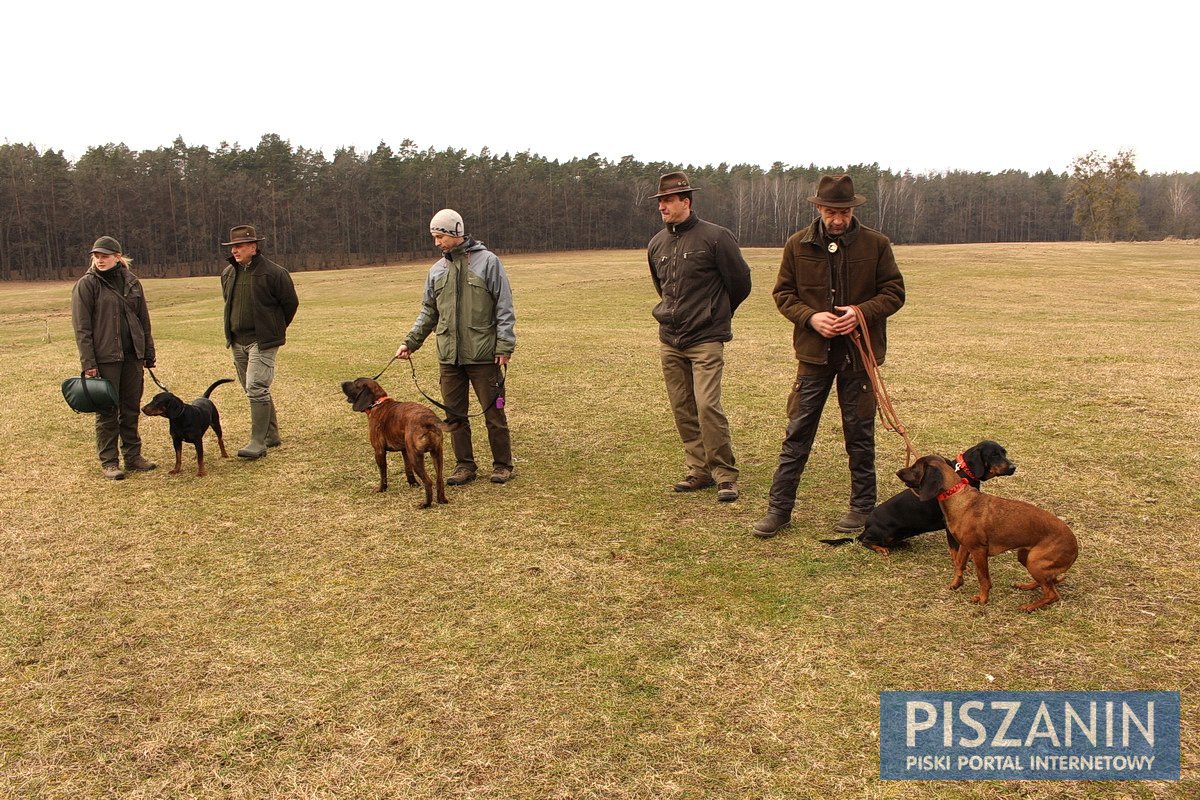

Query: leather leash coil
846 304 919 467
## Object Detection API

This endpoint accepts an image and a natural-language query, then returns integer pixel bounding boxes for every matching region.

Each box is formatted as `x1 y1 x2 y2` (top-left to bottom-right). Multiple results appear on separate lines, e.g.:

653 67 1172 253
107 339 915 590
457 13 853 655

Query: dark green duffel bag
62 372 118 413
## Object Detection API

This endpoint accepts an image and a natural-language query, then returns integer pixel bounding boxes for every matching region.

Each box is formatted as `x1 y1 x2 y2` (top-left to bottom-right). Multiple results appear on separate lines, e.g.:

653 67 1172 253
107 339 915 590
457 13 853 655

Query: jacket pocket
466 271 494 329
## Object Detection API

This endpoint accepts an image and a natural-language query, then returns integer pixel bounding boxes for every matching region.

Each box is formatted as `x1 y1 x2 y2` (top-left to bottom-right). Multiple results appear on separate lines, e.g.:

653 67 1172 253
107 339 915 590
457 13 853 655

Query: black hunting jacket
647 213 753 350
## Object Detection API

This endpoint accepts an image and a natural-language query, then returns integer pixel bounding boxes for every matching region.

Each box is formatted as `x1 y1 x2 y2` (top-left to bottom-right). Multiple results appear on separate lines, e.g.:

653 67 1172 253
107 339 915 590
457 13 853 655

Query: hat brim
650 187 700 200
90 247 118 255
808 194 866 208
221 237 265 246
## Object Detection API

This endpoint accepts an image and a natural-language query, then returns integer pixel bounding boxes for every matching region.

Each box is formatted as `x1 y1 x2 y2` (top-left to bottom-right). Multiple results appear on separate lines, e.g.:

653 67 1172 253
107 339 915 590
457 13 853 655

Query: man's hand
810 306 861 338
395 345 411 360
495 355 510 366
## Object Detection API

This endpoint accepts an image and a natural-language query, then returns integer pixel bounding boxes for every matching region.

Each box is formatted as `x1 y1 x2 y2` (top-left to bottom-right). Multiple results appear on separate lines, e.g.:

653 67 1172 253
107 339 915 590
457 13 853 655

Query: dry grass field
1 242 1197 799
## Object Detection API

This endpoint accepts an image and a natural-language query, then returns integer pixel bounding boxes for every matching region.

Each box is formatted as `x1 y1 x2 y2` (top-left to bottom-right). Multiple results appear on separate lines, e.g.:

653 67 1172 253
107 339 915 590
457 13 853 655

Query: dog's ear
164 395 186 420
918 459 947 501
966 442 991 483
896 462 922 491
351 385 375 412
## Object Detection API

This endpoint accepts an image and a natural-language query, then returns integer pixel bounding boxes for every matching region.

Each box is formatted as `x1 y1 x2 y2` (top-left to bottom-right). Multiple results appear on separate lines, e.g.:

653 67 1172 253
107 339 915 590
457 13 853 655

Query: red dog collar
937 477 970 501
364 395 389 413
955 453 978 482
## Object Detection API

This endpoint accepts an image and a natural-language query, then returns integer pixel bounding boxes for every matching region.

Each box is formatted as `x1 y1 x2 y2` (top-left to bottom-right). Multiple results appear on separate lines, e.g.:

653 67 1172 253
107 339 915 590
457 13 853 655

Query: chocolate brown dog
897 455 1078 612
341 377 462 508
141 378 233 476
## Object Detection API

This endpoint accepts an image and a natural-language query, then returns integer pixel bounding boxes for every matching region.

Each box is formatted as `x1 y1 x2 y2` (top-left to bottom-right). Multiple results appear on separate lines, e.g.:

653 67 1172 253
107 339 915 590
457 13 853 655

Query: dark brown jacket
220 253 299 350
647 213 752 349
72 265 155 370
773 218 905 366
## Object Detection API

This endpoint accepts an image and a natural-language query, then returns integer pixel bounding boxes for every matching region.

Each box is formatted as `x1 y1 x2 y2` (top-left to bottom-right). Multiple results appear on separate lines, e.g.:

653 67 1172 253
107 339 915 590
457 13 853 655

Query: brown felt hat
808 175 866 208
650 171 700 199
221 225 266 246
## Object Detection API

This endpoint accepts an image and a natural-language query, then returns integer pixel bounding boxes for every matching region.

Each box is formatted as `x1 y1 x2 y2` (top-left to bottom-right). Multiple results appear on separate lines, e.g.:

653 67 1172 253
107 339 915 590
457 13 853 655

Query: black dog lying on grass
141 379 234 476
821 440 1016 556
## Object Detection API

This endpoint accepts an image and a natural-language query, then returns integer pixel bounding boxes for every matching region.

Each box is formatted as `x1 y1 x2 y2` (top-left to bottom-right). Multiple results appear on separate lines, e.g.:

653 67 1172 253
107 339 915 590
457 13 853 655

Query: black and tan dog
822 440 1016 556
141 379 234 476
341 377 464 508
898 455 1078 612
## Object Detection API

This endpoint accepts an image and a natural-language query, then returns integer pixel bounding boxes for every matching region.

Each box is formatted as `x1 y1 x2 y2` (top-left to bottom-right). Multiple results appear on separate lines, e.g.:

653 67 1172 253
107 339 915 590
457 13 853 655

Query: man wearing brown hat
220 225 299 459
753 175 905 538
647 171 752 502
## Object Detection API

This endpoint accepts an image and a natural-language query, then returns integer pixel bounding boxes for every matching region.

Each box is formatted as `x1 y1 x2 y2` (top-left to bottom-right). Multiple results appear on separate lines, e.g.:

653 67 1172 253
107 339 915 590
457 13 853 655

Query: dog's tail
818 536 858 547
204 378 235 397
439 418 467 433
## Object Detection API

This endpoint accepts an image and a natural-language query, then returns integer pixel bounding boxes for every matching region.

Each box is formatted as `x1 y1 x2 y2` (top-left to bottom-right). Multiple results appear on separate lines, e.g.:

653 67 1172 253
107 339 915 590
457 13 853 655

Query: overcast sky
6 0 1195 175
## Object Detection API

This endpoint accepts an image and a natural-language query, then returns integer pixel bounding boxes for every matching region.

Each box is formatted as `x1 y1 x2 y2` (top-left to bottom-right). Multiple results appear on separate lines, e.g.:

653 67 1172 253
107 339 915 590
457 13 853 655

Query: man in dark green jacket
647 171 752 503
220 225 299 460
396 209 516 485
753 175 905 538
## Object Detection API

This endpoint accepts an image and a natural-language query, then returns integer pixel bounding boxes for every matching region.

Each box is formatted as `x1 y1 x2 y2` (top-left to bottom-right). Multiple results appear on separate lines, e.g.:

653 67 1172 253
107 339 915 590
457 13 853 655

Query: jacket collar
666 212 700 236
797 216 861 247
227 253 261 270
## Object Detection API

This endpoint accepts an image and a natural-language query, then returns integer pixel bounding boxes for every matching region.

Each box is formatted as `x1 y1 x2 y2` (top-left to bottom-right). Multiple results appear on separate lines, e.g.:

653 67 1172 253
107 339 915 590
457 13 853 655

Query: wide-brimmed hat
650 171 700 199
90 235 122 255
808 175 866 208
221 225 266 246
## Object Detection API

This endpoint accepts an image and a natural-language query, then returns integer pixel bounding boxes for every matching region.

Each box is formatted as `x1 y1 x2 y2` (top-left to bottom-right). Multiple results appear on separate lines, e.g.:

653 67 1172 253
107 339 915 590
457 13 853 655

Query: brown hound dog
897 455 1078 612
341 377 462 508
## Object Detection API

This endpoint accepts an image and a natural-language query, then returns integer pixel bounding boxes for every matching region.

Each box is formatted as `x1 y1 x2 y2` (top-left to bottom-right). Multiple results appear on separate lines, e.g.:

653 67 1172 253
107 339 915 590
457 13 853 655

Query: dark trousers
766 358 877 517
439 363 512 470
94 360 145 467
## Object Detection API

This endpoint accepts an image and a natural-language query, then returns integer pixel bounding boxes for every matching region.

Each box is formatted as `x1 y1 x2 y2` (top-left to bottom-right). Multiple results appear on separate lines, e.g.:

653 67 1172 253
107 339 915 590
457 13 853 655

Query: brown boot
125 455 158 472
752 512 791 538
490 467 514 484
834 510 870 533
673 474 715 493
446 465 477 486
102 464 126 481
716 481 739 502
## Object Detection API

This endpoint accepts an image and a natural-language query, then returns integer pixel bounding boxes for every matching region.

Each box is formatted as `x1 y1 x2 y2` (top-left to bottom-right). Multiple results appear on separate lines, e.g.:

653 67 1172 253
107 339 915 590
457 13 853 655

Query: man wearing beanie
647 171 752 503
396 209 516 485
752 175 905 539
220 225 299 460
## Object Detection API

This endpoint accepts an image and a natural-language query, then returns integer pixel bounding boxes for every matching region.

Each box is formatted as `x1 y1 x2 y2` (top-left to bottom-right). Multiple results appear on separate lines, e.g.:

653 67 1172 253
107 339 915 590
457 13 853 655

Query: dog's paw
374 485 387 493
971 594 989 605
948 577 963 590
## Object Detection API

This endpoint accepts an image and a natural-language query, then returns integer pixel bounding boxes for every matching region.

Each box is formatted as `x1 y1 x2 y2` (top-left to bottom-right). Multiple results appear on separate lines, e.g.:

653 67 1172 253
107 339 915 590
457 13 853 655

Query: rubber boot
265 400 281 448
238 401 271 459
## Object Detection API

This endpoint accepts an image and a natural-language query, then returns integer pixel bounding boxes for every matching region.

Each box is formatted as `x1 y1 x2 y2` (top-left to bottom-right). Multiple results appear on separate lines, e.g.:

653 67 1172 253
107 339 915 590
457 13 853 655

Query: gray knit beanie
429 208 464 237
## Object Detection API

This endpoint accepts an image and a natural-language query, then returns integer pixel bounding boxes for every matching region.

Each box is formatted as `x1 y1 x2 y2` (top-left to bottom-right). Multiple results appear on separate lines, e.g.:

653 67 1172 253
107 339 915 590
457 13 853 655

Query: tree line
1 135 1196 280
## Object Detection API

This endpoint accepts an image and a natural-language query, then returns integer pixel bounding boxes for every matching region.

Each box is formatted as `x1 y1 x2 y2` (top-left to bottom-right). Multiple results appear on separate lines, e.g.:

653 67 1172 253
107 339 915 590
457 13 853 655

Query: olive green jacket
403 239 516 364
72 265 156 370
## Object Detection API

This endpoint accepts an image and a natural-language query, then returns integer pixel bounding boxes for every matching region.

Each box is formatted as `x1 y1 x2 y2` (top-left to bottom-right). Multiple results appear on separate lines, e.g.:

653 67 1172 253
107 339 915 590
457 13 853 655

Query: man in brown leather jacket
647 171 752 503
753 175 905 538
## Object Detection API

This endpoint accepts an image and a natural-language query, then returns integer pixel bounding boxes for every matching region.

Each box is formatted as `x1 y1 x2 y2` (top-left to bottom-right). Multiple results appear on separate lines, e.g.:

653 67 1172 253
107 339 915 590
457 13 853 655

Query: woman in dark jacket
71 236 157 480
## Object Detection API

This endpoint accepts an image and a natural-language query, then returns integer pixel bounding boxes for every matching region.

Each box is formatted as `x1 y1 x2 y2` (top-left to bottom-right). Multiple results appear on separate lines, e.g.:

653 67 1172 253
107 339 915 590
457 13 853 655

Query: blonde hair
90 253 133 270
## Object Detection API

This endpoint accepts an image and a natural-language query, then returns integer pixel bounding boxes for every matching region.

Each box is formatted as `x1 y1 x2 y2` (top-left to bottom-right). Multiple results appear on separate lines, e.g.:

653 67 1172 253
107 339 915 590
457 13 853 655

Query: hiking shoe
125 455 157 472
673 474 715 493
834 510 870 534
752 512 791 538
490 467 513 484
102 465 126 481
716 481 739 502
447 466 477 486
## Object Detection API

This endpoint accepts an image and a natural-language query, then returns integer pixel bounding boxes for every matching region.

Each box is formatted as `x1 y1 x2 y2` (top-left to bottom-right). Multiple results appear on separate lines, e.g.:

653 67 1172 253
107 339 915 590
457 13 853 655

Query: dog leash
147 368 170 391
846 304 920 467
407 357 505 422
